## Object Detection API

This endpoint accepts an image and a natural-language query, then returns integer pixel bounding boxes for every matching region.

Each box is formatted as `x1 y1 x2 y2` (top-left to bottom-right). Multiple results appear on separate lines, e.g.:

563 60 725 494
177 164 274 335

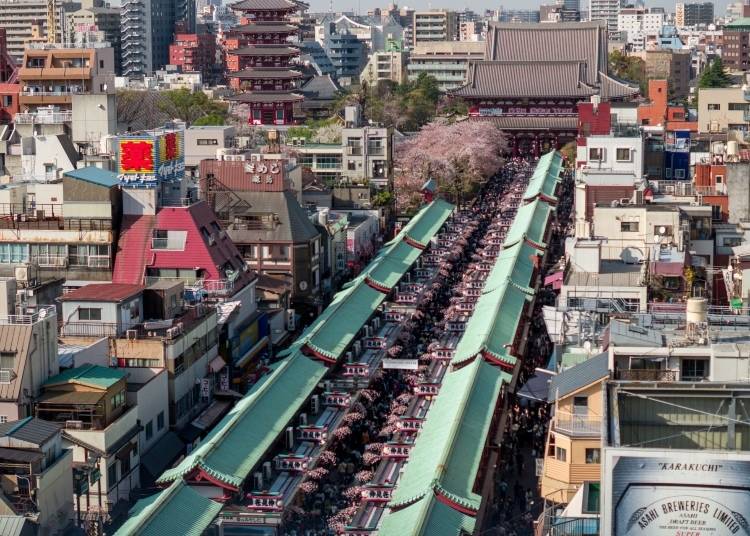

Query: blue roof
64 167 119 188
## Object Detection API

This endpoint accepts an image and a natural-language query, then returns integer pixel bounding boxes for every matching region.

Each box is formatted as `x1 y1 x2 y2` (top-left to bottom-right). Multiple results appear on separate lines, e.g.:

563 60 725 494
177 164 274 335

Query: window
197 138 219 146
555 447 567 462
152 230 187 250
120 452 131 475
674 169 686 179
573 396 588 415
0 352 15 371
107 463 117 484
111 390 126 410
585 448 601 464
275 109 284 121
707 103 720 110
0 415 7 424
620 221 639 232
145 421 153 441
157 411 165 431
724 236 743 247
615 148 631 162
348 160 356 171
78 308 102 321
588 147 604 161
716 175 724 184
0 244 29 264
681 359 709 381
729 103 748 111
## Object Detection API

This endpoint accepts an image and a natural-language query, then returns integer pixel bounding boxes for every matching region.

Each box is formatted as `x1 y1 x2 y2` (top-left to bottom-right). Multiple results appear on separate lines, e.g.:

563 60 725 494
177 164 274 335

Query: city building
322 29 367 80
588 0 621 34
631 49 691 100
497 9 541 23
199 156 323 310
697 86 748 132
121 0 195 77
412 10 457 47
360 50 406 86
314 14 404 54
675 1 714 27
65 5 121 74
0 0 65 61
225 0 304 126
0 418 73 534
407 40 484 92
617 7 665 51
450 22 639 155
722 16 750 71
168 32 217 84
17 42 115 113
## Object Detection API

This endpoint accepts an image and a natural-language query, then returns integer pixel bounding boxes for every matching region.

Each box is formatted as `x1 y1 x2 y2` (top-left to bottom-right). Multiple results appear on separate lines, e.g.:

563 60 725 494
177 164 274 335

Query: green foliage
157 89 228 125
608 50 647 93
192 113 226 126
372 190 394 207
286 125 315 140
698 58 732 89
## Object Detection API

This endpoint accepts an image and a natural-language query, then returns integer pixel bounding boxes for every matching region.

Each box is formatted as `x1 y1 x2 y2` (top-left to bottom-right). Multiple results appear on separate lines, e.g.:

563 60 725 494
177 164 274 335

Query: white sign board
382 359 419 370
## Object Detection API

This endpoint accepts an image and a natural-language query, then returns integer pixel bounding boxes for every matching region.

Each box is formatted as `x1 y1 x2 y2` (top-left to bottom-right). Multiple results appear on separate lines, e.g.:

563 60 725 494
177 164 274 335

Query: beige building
542 353 608 504
406 40 484 92
65 6 121 73
412 10 457 47
697 86 749 133
360 50 406 86
631 49 691 100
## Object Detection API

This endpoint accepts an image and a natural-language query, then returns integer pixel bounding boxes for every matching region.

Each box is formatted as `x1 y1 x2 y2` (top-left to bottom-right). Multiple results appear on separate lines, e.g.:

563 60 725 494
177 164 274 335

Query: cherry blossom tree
394 120 508 214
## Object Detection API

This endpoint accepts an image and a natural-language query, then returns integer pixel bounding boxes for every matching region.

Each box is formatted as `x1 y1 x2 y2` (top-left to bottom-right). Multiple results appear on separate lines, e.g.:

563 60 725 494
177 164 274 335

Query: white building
577 133 644 176
617 8 665 51
589 0 621 34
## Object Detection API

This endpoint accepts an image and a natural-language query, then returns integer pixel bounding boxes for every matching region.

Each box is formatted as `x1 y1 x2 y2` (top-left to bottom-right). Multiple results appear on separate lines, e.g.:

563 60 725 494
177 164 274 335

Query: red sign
119 140 154 173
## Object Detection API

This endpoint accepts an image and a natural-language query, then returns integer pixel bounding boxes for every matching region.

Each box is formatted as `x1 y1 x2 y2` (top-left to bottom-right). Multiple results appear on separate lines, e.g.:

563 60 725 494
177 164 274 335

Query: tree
698 58 731 89
393 120 508 214
608 50 647 93
157 89 229 125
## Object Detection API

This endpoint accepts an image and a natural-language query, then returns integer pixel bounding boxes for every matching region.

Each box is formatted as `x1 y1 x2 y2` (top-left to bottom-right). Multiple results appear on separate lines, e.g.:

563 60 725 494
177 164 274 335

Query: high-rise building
0 0 66 60
412 10 457 47
120 0 195 77
66 5 121 73
675 2 714 27
498 9 541 23
169 32 217 84
589 0 621 33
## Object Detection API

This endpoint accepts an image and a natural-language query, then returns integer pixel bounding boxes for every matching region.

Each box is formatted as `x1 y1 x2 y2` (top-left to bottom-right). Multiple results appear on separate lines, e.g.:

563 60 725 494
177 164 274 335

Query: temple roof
452 61 598 99
230 68 302 79
229 45 299 56
233 23 298 33
230 0 303 10
486 21 607 85
470 116 579 131
230 91 304 103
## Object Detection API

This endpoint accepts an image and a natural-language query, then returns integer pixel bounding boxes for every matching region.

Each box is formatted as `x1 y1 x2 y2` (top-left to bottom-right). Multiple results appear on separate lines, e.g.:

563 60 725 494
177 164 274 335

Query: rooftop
565 261 644 288
63 167 119 188
60 283 144 303
43 364 127 390
0 417 61 447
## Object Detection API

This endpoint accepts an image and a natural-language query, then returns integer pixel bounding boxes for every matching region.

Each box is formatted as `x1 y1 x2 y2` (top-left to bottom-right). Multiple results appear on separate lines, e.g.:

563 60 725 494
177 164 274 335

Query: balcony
554 415 601 437
616 369 678 381
14 110 72 124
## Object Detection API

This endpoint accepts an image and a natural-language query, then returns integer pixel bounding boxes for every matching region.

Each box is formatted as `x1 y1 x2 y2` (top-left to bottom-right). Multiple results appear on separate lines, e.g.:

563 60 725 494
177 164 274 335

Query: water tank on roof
728 141 739 157
686 297 708 325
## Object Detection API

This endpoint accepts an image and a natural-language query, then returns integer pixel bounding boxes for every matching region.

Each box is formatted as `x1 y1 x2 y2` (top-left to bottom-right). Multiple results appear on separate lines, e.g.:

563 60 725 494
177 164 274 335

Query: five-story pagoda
226 0 305 125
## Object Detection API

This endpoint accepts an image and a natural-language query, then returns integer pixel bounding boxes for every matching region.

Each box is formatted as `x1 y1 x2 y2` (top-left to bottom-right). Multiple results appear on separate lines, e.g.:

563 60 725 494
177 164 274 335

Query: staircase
112 215 155 285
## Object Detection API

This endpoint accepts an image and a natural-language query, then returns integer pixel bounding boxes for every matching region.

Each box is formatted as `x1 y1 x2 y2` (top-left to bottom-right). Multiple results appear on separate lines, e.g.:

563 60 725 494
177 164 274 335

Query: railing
14 111 73 124
616 369 678 381
0 305 55 326
27 41 112 50
36 255 67 267
550 517 600 536
20 89 86 97
554 415 601 436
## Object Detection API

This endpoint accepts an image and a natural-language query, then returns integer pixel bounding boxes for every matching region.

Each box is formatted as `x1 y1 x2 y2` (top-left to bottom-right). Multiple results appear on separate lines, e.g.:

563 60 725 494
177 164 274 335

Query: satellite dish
658 226 667 235
38 309 47 319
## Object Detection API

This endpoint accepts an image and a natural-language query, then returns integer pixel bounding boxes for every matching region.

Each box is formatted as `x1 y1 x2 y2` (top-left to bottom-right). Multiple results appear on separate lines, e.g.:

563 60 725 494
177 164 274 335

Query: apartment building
406 40 484 92
412 10 457 47
675 1 714 27
719 16 750 71
0 418 73 535
359 50 406 86
588 0 621 34
631 49 691 100
168 32 217 84
65 6 121 74
697 86 748 133
0 0 65 61
616 7 665 51
17 42 115 113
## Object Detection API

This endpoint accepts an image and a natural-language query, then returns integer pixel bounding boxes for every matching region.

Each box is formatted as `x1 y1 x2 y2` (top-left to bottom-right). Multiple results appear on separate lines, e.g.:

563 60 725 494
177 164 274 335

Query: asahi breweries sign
612 457 750 535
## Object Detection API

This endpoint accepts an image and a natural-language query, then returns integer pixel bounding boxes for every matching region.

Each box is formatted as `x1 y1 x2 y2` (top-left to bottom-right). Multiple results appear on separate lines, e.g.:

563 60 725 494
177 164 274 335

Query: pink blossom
318 450 337 467
359 389 379 403
343 485 364 500
365 442 385 452
362 451 381 466
300 481 318 494
333 426 352 440
308 467 329 480
343 411 364 425
354 470 374 483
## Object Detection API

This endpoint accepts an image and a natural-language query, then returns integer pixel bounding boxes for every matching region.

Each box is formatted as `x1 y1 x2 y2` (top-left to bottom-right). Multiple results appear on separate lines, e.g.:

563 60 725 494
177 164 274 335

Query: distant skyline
310 0 735 15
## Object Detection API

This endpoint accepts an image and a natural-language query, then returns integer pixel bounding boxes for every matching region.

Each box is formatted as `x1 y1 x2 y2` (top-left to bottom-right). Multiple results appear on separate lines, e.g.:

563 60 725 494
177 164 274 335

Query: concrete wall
71 94 117 145
129 369 169 454
581 136 644 175
697 87 747 133
37 448 74 535
727 162 750 224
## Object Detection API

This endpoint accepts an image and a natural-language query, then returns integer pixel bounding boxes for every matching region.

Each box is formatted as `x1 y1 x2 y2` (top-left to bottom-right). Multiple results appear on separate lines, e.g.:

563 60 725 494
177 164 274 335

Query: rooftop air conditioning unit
345 351 353 363
353 341 361 356
299 412 307 426
262 461 272 481
126 329 138 340
311 395 320 414
253 472 263 490
65 420 83 430
285 426 294 448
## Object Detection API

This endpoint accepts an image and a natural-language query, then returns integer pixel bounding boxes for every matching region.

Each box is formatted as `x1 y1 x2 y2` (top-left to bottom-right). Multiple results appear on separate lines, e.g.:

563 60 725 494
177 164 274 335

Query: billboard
117 130 185 184
605 450 750 536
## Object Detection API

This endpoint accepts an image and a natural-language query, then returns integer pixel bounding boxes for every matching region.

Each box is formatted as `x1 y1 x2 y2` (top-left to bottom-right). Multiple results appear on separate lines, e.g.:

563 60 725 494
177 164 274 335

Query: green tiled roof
503 198 553 248
363 240 423 290
483 241 541 292
43 364 126 390
378 494 476 536
524 150 563 201
451 277 532 367
157 352 326 487
113 480 223 536
300 278 387 360
400 198 454 246
726 17 750 27
387 358 510 512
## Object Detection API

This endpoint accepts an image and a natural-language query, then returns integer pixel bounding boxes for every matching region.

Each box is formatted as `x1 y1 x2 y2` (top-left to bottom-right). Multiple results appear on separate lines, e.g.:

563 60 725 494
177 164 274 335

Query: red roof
61 283 144 302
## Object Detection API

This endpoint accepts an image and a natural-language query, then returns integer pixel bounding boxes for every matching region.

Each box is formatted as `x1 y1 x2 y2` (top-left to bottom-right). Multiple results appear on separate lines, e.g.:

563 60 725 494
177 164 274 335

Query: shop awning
192 400 232 431
517 368 555 402
209 356 226 374
235 336 269 369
